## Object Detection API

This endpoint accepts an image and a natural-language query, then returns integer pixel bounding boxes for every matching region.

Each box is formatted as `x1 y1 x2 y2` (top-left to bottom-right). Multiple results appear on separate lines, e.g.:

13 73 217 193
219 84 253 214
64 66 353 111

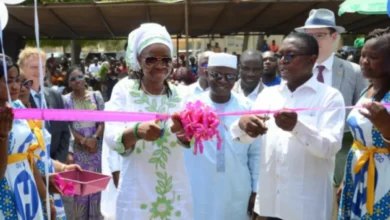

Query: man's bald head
240 50 263 64
263 51 275 58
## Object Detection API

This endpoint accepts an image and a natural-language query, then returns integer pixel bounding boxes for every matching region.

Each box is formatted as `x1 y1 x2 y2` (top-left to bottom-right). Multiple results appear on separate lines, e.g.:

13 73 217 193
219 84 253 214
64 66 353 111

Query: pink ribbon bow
179 101 222 155
54 174 75 196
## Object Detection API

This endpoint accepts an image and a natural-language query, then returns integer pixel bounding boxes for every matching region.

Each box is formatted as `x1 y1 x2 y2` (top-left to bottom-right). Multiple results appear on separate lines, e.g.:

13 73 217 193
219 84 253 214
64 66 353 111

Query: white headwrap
126 23 173 72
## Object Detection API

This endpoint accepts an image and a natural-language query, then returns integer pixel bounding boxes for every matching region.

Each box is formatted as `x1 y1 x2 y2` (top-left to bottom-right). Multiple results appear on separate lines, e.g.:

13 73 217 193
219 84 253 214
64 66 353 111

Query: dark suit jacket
29 87 71 163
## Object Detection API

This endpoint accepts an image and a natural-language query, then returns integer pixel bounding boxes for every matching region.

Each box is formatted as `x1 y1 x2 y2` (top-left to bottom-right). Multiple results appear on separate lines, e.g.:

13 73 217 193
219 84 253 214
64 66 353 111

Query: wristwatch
92 134 101 140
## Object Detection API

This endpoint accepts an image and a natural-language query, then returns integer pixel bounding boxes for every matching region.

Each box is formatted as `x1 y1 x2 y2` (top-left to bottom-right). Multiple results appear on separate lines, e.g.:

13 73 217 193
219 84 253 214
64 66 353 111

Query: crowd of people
0 7 389 220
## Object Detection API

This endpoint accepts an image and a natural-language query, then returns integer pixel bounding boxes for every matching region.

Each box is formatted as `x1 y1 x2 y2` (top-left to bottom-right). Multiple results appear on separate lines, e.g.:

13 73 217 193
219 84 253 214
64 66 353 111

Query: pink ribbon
13 108 161 122
218 103 390 116
9 103 390 155
10 103 390 122
54 174 75 196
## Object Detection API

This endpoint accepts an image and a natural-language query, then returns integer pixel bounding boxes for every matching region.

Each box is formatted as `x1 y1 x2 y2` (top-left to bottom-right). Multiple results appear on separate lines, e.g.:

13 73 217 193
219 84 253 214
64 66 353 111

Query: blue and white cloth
339 91 390 219
0 100 44 220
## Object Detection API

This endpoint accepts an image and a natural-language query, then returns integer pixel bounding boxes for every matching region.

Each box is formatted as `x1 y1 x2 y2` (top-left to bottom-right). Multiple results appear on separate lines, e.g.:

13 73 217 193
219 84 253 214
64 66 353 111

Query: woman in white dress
104 23 193 220
0 54 55 219
338 28 390 219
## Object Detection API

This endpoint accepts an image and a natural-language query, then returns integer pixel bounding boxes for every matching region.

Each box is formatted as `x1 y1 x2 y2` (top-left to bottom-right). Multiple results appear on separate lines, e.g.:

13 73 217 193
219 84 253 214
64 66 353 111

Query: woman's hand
63 164 82 172
84 138 98 153
359 102 390 134
43 196 57 219
66 153 74 165
47 174 64 195
170 112 184 134
137 120 163 142
50 203 57 220
0 105 14 137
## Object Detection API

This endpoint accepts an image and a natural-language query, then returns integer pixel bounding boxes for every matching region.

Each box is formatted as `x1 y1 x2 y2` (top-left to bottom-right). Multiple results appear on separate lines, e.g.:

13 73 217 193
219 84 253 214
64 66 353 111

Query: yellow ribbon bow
352 140 389 215
27 120 46 152
8 120 46 173
8 143 42 173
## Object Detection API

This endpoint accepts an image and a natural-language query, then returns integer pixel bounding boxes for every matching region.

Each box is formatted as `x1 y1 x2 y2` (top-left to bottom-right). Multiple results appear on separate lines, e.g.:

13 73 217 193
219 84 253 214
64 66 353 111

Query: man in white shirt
295 9 367 218
231 32 345 220
88 57 101 74
232 50 264 101
188 51 213 95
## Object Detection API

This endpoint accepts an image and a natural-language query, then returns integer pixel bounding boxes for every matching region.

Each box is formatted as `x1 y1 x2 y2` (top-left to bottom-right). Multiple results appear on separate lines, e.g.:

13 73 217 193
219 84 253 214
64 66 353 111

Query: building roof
5 0 390 39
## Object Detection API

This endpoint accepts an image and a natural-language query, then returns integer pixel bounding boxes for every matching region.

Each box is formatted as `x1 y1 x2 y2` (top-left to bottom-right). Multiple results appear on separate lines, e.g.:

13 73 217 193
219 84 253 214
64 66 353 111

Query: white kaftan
105 78 193 220
101 101 122 220
184 92 261 220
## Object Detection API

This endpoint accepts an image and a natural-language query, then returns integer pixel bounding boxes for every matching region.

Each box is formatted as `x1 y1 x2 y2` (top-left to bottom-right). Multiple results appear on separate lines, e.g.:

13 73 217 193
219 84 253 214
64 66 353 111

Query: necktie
35 93 51 130
34 93 42 107
317 65 325 83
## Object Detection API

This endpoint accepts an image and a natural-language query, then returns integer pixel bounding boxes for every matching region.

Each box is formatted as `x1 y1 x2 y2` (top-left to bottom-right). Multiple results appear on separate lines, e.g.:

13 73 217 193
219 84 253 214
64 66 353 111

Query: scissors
159 119 167 138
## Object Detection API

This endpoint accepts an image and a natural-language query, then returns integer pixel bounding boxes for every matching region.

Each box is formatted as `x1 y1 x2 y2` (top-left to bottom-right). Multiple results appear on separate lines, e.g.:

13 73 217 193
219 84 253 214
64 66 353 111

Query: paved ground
62 196 74 220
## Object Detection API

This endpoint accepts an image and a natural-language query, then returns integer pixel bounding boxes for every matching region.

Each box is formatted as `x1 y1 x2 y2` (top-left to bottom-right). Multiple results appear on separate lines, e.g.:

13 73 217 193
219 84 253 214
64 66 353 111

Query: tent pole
185 0 189 68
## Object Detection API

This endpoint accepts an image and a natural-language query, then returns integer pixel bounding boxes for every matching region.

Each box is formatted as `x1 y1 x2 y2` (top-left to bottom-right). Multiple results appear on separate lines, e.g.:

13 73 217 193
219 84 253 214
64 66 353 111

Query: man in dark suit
295 9 368 220
18 48 71 163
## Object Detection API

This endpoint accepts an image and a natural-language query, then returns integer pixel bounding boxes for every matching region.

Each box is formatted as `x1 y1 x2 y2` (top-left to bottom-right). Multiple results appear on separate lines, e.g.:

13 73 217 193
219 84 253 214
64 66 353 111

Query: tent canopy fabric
5 0 390 39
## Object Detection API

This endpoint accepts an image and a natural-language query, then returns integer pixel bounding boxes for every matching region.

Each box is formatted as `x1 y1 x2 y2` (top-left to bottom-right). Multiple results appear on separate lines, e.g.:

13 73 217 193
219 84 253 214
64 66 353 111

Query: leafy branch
155 172 173 196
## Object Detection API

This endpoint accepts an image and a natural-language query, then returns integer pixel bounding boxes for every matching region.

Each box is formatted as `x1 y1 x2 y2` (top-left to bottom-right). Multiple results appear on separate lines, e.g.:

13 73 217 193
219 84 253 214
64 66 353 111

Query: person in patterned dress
18 71 82 220
0 54 55 219
63 66 105 220
338 27 390 219
104 23 193 220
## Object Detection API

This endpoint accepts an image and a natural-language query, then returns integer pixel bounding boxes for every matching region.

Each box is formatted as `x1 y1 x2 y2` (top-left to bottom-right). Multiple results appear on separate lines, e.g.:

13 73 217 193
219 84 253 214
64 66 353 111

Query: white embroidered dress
105 78 193 220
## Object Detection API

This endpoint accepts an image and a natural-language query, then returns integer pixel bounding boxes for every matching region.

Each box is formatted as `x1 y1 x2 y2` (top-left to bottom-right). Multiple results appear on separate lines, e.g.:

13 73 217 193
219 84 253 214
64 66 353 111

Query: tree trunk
71 40 81 65
242 32 249 52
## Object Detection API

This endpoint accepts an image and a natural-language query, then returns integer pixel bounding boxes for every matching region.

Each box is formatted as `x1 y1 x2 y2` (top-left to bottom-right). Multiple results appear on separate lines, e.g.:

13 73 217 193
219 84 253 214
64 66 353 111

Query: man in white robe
182 53 261 220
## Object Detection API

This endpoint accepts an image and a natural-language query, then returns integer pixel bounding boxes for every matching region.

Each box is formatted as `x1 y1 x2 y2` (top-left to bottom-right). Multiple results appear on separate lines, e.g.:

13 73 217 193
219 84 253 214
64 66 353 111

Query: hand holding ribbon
137 120 163 141
177 101 222 155
274 109 298 132
238 115 269 138
359 101 390 135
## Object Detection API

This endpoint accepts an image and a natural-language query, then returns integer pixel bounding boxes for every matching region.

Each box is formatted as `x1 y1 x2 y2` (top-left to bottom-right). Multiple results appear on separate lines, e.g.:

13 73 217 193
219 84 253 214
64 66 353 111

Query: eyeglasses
209 71 237 81
307 32 332 39
275 53 309 63
21 79 33 89
70 75 84 82
142 57 172 67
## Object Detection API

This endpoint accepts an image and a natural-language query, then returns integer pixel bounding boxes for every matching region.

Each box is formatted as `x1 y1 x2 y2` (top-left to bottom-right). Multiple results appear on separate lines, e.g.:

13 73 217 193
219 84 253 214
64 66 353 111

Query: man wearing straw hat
295 9 367 219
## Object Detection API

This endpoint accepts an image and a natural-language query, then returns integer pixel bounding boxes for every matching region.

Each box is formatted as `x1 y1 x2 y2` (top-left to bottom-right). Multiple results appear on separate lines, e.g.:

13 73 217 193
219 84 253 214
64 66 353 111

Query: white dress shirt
313 54 334 86
30 89 47 108
236 82 262 102
188 80 209 95
88 64 101 73
230 76 345 220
